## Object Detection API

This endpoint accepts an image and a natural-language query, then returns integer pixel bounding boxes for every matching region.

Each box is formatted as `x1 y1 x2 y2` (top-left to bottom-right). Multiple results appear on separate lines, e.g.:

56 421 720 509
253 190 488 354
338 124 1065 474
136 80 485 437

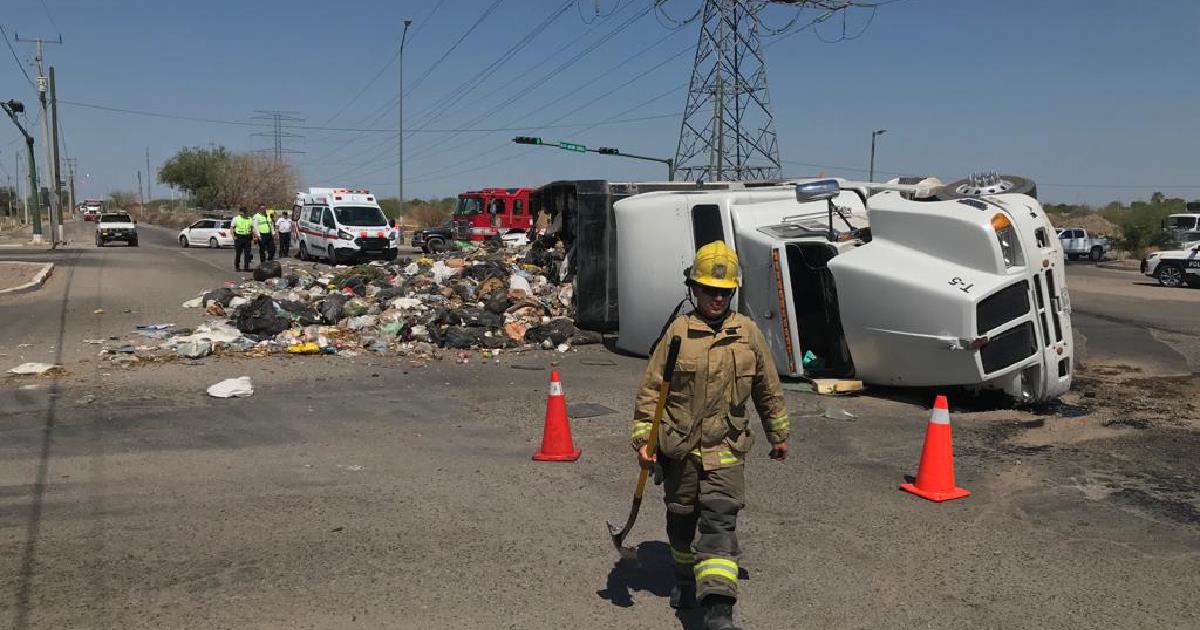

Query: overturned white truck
613 178 1073 404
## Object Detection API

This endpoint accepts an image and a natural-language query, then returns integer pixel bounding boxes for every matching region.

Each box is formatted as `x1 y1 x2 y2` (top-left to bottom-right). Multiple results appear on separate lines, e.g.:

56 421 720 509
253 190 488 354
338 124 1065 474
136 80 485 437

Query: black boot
703 595 740 630
669 580 697 609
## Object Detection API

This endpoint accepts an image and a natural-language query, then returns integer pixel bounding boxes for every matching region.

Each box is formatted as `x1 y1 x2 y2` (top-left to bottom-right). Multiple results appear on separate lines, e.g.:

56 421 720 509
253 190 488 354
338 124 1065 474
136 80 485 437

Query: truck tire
935 174 1038 200
298 241 309 261
1089 246 1103 262
426 236 446 254
1156 263 1185 288
180 235 189 248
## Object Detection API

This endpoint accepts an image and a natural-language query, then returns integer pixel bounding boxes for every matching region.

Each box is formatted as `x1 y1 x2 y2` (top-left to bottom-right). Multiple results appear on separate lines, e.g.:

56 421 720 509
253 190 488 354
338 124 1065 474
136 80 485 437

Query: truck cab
294 188 398 265
1058 227 1111 261
451 187 534 244
1163 210 1200 249
613 178 1073 404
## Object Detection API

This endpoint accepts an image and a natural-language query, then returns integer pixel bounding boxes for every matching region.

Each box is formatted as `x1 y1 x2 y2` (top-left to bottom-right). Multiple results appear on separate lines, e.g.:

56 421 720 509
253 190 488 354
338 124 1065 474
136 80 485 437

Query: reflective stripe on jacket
630 312 789 470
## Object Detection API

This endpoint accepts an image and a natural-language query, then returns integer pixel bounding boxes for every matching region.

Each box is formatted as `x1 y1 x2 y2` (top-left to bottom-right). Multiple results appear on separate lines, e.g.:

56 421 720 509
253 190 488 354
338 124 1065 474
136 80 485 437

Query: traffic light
597 147 620 155
512 136 543 145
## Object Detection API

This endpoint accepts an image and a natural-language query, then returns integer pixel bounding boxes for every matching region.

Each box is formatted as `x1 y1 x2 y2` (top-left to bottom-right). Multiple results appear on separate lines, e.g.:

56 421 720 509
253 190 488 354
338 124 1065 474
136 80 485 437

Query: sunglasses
696 285 735 298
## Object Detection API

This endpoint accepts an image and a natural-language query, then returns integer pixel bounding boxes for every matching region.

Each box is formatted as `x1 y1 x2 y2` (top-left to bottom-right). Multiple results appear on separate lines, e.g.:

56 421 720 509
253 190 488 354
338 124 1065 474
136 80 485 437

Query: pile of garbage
169 246 601 362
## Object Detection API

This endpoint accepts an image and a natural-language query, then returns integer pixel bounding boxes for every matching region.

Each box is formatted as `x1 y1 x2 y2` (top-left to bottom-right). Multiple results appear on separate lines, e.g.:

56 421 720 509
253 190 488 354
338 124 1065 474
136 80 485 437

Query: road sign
558 142 586 153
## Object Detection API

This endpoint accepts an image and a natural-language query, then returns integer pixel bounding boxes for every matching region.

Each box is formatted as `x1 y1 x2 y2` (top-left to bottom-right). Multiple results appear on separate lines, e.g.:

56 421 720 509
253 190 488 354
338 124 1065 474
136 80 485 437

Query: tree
108 190 139 210
221 154 298 209
158 145 230 209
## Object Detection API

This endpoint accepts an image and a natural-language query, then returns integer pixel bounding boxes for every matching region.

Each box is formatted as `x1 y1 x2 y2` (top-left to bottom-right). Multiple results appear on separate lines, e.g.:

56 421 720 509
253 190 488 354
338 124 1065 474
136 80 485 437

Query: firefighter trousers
661 455 744 603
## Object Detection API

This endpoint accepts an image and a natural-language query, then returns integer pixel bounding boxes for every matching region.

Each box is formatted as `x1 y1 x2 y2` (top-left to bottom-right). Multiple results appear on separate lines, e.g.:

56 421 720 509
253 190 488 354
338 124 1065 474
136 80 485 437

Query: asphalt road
1 225 1198 629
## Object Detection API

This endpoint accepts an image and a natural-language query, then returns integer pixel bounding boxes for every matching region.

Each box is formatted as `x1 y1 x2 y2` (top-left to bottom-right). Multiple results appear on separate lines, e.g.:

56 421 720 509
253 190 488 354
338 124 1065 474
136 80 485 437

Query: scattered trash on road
207 376 254 398
7 362 63 376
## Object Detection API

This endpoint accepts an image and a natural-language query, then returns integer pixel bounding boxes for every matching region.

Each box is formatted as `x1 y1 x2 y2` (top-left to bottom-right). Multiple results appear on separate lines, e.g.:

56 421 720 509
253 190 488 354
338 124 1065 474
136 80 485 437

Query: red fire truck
451 187 534 242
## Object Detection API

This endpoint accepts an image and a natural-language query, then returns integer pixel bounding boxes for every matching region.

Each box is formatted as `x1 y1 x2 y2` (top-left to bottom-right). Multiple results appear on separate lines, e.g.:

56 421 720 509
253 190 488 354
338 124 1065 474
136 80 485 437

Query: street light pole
398 19 412 219
869 129 887 183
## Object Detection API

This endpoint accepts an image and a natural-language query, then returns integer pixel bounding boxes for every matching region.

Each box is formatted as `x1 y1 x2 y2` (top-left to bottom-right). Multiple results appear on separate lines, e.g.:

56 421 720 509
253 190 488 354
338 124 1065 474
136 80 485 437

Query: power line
39 0 62 36
0 25 35 88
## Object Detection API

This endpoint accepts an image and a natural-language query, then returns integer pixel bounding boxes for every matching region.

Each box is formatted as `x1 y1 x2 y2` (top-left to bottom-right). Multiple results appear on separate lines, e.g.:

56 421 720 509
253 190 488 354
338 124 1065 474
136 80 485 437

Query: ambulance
293 187 398 264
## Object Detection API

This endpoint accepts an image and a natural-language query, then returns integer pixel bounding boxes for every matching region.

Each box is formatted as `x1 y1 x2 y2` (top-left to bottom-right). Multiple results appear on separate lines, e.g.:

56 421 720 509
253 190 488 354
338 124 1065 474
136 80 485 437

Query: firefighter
232 207 254 271
253 204 275 262
630 240 789 630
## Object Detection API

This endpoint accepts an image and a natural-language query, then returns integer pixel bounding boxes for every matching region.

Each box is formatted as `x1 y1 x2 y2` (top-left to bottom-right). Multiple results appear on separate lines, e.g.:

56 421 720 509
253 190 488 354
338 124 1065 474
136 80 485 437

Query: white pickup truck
95 212 139 247
1141 241 1200 288
1056 227 1111 261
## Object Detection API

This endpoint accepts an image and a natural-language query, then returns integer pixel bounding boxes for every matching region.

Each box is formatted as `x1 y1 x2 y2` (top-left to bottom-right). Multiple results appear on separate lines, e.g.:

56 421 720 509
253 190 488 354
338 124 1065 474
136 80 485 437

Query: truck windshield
1166 216 1198 230
455 198 483 215
100 213 132 223
334 206 387 226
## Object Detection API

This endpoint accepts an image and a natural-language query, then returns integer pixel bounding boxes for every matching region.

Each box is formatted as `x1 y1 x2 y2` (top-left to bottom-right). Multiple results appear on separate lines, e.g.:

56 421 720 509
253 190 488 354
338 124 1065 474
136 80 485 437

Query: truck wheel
327 245 338 266
426 236 446 254
179 235 189 248
935 174 1038 200
1156 264 1185 288
1089 246 1104 262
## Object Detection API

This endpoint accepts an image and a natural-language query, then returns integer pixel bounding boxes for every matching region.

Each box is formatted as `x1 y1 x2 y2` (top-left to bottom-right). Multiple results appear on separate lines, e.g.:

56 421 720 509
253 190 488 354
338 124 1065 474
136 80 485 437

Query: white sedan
178 218 234 248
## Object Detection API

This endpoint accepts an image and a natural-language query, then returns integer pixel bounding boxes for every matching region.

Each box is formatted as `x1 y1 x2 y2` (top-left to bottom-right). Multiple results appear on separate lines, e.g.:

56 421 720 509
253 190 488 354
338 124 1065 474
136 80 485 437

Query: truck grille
355 237 389 250
980 322 1037 374
976 281 1030 335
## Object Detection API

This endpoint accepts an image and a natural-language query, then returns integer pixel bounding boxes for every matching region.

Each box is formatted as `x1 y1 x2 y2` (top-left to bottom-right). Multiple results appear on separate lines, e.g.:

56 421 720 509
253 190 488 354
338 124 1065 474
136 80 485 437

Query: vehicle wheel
209 237 219 248
1156 264 1185 288
1065 253 1076 261
130 239 139 247
298 242 309 261
95 237 103 247
1090 246 1103 262
426 236 446 254
327 245 338 266
935 174 1038 200
180 235 189 248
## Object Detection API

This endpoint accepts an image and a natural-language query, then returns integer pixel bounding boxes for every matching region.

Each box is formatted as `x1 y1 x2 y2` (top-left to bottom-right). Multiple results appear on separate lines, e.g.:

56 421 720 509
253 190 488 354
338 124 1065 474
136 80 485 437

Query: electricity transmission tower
250 110 305 161
673 0 865 182
674 0 780 182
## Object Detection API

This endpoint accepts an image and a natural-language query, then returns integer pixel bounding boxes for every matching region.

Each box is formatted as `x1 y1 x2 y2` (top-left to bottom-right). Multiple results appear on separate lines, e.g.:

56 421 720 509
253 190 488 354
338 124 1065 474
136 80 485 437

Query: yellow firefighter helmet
688 240 740 289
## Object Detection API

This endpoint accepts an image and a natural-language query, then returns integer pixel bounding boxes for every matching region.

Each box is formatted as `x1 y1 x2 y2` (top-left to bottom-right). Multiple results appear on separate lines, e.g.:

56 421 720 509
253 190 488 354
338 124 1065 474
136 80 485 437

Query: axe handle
631 336 683 500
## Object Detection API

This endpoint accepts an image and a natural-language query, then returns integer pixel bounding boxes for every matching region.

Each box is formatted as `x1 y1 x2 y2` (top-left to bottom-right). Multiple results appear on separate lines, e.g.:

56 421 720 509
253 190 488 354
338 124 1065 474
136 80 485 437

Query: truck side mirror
795 179 840 203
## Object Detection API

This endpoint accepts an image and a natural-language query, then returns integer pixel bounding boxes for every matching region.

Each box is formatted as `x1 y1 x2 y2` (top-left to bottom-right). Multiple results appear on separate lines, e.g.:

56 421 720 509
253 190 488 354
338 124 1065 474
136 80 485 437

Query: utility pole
868 129 886 183
17 34 63 244
398 19 412 218
145 147 152 202
66 157 76 213
14 151 24 224
50 66 65 224
137 170 143 206
2 100 43 242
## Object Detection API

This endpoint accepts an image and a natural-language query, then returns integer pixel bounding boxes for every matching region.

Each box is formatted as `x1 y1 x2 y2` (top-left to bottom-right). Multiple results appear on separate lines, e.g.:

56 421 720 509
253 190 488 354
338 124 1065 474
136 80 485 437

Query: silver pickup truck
1056 227 1110 261
95 212 139 247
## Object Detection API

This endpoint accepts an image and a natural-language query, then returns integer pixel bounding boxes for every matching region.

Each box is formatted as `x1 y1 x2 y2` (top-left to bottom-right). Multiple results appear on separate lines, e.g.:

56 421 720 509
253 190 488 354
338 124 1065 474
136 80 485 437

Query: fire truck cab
452 187 534 243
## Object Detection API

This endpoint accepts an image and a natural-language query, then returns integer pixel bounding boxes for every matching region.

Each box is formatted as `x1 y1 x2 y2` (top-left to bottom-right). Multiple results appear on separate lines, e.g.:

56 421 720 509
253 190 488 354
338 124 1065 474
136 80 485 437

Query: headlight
337 230 353 240
1146 252 1160 260
991 213 1024 268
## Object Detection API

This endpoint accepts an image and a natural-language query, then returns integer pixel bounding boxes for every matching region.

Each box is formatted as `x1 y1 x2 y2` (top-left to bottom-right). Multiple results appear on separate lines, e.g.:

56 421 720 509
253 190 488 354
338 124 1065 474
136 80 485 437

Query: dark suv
411 222 453 254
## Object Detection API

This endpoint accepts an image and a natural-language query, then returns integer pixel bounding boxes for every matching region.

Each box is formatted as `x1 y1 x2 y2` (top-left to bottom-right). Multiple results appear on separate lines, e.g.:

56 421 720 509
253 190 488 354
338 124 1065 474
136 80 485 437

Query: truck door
1059 229 1082 256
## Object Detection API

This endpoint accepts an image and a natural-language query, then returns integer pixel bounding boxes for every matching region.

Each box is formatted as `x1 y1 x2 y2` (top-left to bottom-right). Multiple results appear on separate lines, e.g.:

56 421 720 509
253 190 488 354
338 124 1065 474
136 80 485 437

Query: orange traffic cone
532 365 581 462
900 395 970 502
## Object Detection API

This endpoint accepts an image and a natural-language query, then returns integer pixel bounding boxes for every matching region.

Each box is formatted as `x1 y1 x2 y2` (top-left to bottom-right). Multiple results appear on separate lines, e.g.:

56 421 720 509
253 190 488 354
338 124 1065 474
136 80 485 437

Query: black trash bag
570 329 604 345
202 287 235 308
338 275 367 296
283 274 300 288
442 327 487 349
234 294 289 336
253 260 283 281
525 319 577 346
319 293 350 324
462 262 508 282
525 240 554 270
484 289 510 315
481 334 515 350
374 286 406 302
457 308 503 329
278 300 321 326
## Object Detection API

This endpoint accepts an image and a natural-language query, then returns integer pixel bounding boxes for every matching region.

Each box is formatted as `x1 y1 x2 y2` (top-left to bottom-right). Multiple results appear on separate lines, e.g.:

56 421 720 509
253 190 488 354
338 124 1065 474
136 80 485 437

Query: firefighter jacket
631 312 789 470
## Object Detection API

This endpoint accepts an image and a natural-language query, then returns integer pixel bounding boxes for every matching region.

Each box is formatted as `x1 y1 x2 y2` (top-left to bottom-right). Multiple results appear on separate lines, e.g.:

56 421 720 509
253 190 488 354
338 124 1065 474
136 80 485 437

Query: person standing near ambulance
232 206 254 271
252 204 275 262
629 241 790 630
275 211 294 258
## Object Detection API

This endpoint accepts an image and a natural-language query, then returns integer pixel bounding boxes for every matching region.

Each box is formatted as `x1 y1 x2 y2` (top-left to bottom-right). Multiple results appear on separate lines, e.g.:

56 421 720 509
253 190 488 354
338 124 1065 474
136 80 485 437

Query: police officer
630 241 789 630
232 207 254 271
253 204 275 262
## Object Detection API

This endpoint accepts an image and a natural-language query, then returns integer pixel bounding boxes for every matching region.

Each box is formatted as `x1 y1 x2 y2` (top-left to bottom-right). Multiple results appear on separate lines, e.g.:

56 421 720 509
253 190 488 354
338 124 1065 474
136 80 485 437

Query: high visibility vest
254 214 272 234
233 216 254 235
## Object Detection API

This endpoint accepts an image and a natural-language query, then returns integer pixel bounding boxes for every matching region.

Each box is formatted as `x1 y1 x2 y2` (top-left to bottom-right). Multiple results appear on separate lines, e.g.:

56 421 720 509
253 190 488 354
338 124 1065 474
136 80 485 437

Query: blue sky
1 0 1197 205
